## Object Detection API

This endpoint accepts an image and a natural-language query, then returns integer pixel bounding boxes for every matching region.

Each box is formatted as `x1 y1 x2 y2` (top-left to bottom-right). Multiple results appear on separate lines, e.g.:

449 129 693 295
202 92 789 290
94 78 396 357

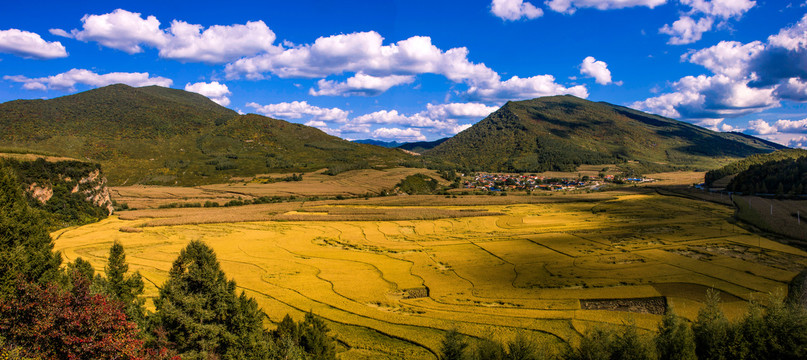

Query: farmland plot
53 189 807 359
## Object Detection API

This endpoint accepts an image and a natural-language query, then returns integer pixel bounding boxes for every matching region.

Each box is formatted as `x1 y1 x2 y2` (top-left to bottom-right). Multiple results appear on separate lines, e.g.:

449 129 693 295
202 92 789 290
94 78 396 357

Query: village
463 172 651 192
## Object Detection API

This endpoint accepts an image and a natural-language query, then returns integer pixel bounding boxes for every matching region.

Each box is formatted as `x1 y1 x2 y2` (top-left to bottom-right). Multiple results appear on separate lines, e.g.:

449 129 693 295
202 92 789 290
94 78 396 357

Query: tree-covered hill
726 156 807 195
425 95 785 173
705 148 807 187
0 84 410 185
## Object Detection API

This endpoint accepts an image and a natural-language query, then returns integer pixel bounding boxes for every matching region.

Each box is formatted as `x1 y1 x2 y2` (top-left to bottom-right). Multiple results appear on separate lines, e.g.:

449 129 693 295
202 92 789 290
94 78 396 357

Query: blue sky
2 0 807 147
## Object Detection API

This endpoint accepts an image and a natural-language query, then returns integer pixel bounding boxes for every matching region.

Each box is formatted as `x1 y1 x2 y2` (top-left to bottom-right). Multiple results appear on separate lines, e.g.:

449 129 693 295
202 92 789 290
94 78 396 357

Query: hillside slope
426 95 784 172
0 84 409 185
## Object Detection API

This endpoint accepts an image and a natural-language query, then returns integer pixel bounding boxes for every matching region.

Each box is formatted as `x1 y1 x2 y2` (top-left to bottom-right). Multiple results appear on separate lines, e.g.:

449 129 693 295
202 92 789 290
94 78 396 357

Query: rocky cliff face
75 169 114 215
2 156 113 226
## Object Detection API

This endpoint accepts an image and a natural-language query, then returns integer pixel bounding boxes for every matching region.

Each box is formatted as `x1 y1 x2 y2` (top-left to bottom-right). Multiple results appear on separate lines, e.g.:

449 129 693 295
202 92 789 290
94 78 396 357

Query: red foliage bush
0 274 175 360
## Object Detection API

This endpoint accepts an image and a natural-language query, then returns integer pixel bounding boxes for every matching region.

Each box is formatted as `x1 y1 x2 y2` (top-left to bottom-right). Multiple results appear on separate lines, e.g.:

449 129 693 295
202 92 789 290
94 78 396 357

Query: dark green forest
704 149 807 187
726 156 807 196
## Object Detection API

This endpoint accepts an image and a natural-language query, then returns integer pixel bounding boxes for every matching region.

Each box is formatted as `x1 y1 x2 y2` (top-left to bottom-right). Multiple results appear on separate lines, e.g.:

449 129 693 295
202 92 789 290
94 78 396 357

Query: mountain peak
426 95 783 172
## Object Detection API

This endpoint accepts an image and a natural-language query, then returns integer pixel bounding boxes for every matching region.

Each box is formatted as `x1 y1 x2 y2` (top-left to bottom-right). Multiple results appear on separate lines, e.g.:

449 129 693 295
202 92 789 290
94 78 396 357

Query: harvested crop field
53 188 807 359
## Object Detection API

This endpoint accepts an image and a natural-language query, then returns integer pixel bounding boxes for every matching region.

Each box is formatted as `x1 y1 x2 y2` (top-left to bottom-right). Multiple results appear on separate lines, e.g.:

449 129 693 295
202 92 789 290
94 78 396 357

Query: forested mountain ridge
0 84 409 185
425 95 785 172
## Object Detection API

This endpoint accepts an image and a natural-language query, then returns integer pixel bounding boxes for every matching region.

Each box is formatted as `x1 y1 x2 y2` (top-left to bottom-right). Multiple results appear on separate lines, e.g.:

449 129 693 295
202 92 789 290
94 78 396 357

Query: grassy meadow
52 170 807 359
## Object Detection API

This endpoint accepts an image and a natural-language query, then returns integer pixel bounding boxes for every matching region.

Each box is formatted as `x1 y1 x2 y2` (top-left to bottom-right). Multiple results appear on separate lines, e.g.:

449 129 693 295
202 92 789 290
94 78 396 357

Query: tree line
0 164 337 359
438 289 807 360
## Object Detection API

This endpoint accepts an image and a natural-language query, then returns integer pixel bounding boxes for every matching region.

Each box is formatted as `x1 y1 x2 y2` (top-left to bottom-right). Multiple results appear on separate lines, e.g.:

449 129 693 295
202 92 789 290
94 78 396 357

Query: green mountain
425 95 785 173
704 148 807 187
0 84 409 185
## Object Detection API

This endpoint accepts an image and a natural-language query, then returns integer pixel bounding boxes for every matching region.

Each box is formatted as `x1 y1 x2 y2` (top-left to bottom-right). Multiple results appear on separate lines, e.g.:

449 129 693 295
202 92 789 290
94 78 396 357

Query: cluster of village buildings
463 173 649 192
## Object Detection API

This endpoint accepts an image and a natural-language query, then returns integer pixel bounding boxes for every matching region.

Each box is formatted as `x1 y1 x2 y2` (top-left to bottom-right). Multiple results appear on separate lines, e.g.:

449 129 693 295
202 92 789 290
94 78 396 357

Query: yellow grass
53 188 807 359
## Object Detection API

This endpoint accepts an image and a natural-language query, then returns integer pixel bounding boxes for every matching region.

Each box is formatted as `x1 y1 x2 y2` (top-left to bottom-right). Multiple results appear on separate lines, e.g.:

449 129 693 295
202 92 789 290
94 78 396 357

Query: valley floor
52 183 807 359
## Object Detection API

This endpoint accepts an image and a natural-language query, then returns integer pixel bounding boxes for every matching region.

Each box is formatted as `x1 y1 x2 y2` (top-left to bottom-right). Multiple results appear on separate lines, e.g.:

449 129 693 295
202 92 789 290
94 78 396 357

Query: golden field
53 171 807 359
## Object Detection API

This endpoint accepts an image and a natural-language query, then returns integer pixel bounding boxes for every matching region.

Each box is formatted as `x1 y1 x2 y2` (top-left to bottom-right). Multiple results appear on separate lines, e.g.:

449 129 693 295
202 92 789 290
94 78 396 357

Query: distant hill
352 138 449 154
397 138 449 154
425 95 785 173
705 149 807 187
352 139 404 148
0 84 410 185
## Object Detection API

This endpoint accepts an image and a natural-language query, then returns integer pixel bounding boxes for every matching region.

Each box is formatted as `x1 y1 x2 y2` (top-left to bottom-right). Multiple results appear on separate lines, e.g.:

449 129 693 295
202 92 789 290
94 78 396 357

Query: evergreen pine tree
505 333 540 360
441 329 468 360
299 311 337 360
0 165 61 296
101 241 146 326
150 240 272 359
65 257 96 282
692 289 731 360
655 307 696 360
473 336 505 360
563 327 614 360
610 323 653 360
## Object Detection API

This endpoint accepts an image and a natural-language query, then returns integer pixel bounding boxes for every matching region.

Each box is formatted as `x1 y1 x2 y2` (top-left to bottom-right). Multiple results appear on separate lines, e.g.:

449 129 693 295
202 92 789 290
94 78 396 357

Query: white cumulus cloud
159 20 278 63
490 0 543 21
768 13 807 51
423 103 499 119
684 40 764 78
57 9 167 54
746 119 779 135
0 29 68 59
680 0 756 19
225 31 499 85
580 56 613 85
788 135 807 148
465 74 588 102
635 14 807 126
243 99 497 141
225 30 580 101
660 16 714 45
660 0 756 45
54 9 278 63
372 128 427 141
3 69 172 91
184 81 231 106
309 73 414 96
632 74 777 123
546 0 666 14
246 101 349 122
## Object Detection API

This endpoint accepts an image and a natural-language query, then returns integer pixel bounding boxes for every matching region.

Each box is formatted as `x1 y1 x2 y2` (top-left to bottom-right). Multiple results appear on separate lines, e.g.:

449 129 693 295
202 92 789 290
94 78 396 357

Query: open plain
51 169 807 359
